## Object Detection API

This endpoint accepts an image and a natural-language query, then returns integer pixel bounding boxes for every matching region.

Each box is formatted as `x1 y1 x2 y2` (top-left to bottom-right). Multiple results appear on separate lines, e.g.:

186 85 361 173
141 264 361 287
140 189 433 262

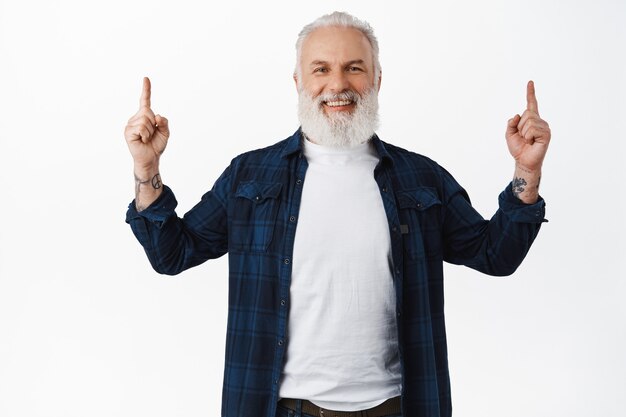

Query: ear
293 73 299 91
377 71 382 92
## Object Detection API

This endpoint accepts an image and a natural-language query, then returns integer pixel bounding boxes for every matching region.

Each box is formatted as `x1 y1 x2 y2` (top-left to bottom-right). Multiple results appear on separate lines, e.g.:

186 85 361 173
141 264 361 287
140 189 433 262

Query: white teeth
325 100 352 107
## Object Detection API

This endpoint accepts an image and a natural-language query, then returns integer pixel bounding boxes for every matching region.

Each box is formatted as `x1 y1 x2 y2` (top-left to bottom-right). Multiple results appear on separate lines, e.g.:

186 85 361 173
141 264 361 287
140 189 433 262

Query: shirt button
280 299 286 306
296 179 302 185
416 202 422 208
284 258 290 265
382 187 387 192
278 339 284 346
255 195 260 202
289 216 296 222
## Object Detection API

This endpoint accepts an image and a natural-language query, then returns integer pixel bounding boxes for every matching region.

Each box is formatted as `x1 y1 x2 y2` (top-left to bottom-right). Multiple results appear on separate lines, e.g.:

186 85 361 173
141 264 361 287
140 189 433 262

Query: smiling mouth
324 99 354 107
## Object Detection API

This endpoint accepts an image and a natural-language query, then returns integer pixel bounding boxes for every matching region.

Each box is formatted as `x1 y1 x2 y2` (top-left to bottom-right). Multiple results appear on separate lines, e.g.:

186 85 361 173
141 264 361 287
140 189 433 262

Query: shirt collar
281 127 394 167
280 128 304 158
371 134 394 167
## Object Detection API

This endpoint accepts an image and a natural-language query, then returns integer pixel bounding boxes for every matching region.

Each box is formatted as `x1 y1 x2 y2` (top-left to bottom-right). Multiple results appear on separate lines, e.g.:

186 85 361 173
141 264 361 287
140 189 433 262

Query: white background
1 0 625 416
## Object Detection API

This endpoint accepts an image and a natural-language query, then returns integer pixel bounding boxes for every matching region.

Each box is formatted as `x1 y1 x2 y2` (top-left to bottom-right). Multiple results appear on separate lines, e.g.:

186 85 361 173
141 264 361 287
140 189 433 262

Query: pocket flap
235 181 282 202
397 187 442 210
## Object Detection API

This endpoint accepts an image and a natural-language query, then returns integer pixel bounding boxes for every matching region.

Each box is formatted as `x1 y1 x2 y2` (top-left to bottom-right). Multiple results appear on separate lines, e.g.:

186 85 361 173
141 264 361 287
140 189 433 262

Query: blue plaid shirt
126 129 546 417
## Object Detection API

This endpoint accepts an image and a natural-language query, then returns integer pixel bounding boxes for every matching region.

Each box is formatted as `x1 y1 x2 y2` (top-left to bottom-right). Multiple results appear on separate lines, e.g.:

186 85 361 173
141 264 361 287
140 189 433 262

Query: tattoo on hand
512 177 527 198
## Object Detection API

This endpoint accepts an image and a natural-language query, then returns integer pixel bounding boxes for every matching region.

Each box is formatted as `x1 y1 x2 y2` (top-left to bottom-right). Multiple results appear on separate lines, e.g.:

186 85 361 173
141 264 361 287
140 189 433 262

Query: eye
348 66 363 72
313 67 328 74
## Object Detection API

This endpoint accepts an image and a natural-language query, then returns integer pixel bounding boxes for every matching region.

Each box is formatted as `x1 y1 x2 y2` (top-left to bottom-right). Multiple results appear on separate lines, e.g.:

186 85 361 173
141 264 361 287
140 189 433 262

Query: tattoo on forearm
134 173 162 190
151 173 162 189
515 164 533 174
512 177 527 198
134 173 162 211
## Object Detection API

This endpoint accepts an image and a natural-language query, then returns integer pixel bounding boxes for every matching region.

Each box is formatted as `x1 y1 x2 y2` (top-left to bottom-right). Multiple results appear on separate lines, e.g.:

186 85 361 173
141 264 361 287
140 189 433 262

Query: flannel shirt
126 129 546 417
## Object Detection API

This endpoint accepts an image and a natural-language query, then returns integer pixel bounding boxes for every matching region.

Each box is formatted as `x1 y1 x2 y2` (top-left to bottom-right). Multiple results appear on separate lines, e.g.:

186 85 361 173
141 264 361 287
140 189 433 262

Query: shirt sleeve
441 172 547 276
125 165 232 275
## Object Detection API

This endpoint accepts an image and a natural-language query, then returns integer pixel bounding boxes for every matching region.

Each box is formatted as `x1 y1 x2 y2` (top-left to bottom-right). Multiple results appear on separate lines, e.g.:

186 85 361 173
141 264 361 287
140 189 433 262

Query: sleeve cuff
498 182 548 223
125 185 178 227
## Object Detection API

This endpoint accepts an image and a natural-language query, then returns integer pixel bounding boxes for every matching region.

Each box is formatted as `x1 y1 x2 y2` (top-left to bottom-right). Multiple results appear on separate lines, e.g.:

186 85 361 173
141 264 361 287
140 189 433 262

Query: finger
144 120 156 138
155 114 170 135
138 126 152 143
137 114 157 131
124 125 141 142
526 80 539 115
517 110 533 132
127 118 155 137
523 123 550 141
128 108 156 125
522 126 542 143
521 120 535 138
140 76 151 109
128 114 156 128
506 114 521 136
124 124 151 143
518 111 549 134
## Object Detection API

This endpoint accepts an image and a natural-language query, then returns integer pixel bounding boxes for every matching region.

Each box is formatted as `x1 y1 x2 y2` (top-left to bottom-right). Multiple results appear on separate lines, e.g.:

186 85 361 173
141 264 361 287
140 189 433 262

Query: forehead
300 26 373 66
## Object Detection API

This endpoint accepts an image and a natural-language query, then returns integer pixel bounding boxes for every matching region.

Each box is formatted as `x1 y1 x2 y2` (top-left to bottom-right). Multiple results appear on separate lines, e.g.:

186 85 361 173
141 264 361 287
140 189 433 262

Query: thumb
155 114 169 135
506 114 520 137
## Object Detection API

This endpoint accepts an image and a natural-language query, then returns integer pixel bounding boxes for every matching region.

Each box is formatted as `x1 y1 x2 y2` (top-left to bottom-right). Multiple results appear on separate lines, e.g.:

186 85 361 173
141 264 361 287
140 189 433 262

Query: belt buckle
318 407 357 417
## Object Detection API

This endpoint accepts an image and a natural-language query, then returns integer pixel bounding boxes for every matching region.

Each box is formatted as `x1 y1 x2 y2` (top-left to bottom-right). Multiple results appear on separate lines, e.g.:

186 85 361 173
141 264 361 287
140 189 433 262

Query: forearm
443 182 545 276
512 163 541 204
125 177 230 275
134 165 163 211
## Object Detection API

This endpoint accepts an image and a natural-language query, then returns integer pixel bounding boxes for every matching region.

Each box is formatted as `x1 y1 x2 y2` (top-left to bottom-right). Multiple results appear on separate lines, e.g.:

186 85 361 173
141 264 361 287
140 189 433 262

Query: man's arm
125 172 230 275
441 175 546 276
440 81 550 275
124 77 229 275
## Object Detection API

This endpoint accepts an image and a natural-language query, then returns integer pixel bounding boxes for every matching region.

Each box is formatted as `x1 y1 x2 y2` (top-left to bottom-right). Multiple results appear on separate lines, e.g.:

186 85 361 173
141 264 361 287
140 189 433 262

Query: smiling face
295 25 381 147
296 25 380 114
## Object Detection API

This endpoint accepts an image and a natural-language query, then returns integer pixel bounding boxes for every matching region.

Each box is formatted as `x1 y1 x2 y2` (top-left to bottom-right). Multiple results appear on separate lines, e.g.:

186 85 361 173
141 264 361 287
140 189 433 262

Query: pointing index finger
526 80 539 114
140 77 151 109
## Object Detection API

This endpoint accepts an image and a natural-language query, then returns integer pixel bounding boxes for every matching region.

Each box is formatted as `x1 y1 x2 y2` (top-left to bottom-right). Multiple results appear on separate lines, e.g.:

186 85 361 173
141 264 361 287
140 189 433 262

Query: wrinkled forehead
300 26 374 68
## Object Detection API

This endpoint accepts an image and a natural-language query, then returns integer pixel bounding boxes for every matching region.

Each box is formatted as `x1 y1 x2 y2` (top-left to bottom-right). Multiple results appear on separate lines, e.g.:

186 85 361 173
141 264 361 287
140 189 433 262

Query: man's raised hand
505 80 551 173
124 77 170 172
124 77 169 210
505 81 551 203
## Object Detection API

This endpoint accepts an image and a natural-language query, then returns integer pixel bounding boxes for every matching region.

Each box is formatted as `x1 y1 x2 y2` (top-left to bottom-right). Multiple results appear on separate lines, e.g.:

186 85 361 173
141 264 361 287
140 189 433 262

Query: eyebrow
308 59 366 67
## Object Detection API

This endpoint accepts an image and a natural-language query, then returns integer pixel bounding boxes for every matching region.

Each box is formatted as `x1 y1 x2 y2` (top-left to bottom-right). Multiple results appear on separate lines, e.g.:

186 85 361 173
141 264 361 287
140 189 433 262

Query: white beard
297 87 379 148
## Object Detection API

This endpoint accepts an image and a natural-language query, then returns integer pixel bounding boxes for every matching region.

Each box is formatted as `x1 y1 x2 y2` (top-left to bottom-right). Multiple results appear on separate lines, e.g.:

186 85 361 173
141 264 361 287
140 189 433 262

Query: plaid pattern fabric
126 129 546 417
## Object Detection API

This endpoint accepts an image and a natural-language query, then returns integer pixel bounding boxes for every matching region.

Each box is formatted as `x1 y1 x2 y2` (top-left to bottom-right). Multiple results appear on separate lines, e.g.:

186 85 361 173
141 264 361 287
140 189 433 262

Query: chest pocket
397 187 443 260
230 181 283 252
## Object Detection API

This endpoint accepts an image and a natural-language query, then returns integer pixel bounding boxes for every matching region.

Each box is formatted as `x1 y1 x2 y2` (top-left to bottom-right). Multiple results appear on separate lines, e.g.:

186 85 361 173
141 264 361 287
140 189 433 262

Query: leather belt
278 396 401 417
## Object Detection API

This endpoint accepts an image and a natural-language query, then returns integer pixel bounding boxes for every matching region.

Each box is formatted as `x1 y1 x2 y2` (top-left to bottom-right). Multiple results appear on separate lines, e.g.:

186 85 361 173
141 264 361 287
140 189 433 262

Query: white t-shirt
278 138 402 411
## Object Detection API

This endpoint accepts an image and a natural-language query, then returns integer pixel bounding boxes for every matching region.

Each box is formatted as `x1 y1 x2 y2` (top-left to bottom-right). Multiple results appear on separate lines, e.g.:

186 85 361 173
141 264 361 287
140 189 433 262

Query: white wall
0 0 624 416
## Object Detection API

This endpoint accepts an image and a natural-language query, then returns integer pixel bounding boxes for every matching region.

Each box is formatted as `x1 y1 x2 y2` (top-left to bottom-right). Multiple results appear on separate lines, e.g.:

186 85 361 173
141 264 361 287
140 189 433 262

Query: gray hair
294 11 381 84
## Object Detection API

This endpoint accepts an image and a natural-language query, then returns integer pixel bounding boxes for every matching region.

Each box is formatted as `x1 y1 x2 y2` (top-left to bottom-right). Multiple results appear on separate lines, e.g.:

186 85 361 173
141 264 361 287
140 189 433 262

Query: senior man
125 11 550 417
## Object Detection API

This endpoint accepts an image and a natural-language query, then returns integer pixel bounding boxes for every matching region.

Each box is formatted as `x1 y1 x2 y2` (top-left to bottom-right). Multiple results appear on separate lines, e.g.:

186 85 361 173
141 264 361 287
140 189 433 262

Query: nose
327 70 350 93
